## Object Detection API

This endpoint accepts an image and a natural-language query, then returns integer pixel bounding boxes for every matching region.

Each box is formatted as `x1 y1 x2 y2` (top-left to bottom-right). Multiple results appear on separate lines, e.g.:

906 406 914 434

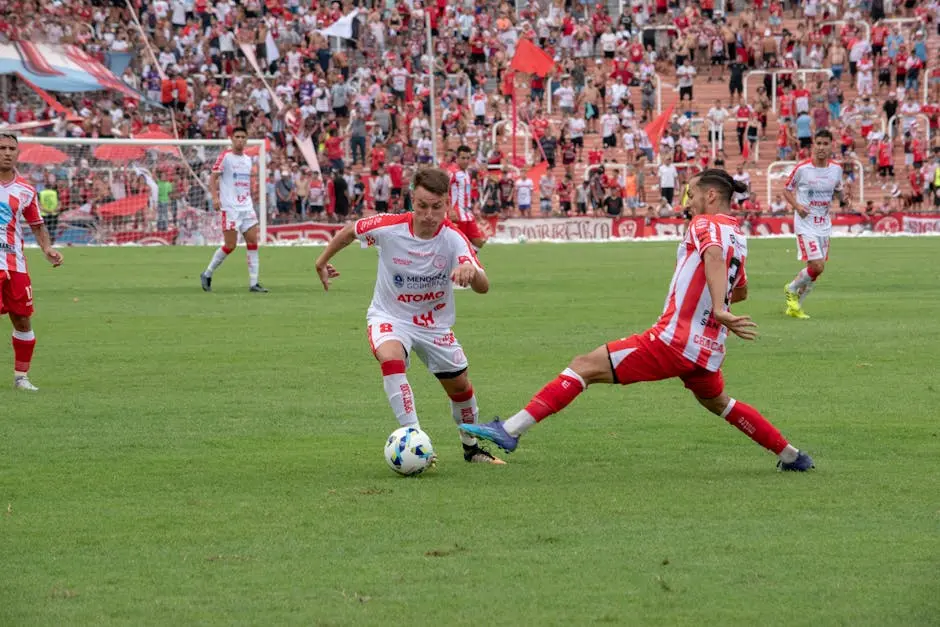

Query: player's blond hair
412 167 450 197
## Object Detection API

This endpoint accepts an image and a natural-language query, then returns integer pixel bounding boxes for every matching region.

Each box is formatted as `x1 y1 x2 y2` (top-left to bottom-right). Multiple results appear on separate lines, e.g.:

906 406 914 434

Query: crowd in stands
4 0 940 235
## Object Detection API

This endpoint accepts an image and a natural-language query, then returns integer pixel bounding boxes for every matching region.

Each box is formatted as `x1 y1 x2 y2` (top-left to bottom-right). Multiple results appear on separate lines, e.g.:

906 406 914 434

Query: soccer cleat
784 284 810 319
249 284 269 293
462 442 506 465
786 306 811 320
459 418 519 453
200 272 212 292
13 376 38 391
777 451 815 472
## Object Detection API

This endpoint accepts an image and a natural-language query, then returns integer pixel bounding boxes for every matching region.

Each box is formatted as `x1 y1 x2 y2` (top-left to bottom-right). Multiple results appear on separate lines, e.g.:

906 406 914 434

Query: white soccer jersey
654 214 748 372
449 169 474 221
355 213 484 330
211 150 254 210
0 173 43 273
784 160 843 236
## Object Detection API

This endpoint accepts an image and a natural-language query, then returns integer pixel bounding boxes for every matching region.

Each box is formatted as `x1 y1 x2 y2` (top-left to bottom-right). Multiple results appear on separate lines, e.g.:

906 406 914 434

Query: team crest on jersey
393 274 404 288
432 254 447 269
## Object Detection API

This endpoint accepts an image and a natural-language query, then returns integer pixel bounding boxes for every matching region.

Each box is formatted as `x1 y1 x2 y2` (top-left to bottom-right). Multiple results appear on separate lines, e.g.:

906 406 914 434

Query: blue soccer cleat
777 451 815 472
459 418 519 453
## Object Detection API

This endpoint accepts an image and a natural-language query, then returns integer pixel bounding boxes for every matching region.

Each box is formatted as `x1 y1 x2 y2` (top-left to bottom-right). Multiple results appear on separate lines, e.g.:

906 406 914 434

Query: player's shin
381 360 419 427
246 243 260 285
787 268 812 293
448 387 479 445
12 329 35 377
504 368 586 437
721 399 799 463
206 246 233 276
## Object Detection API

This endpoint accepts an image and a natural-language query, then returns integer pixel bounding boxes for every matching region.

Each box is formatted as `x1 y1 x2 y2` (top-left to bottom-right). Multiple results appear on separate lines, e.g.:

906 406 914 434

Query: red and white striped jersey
354 213 484 330
784 159 843 236
449 169 474 222
211 149 254 210
0 173 43 273
653 214 748 372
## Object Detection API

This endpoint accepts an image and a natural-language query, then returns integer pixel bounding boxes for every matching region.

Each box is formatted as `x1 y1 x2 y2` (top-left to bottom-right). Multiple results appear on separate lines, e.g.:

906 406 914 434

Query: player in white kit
314 167 504 465
201 127 268 293
782 129 844 319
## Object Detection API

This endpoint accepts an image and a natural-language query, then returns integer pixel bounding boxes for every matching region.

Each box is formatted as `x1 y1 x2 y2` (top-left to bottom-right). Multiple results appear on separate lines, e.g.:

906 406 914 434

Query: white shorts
367 317 468 376
220 206 259 234
797 234 830 261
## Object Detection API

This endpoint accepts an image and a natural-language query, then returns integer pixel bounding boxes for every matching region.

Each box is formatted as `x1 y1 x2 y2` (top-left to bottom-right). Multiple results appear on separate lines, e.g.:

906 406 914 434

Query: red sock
722 399 788 454
12 331 36 374
806 265 820 280
524 368 586 422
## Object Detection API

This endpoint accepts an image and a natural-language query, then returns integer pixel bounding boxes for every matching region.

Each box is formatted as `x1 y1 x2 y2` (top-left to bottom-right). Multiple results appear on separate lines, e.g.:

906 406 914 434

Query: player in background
0 133 64 391
450 145 487 251
782 129 844 319
461 170 814 472
314 167 504 465
200 127 268 293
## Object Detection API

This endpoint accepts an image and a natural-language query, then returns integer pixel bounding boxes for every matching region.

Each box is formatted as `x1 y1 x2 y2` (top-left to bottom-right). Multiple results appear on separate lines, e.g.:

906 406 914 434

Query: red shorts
0 271 34 317
456 219 484 241
606 329 724 399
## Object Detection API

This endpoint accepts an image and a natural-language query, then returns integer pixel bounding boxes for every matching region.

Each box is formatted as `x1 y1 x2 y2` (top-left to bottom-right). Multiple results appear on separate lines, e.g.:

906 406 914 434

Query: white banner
492 217 614 242
902 215 940 234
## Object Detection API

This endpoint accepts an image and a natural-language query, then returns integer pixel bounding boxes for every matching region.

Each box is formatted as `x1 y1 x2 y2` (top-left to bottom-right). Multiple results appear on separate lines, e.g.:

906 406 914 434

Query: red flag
644 104 675 155
524 161 549 197
510 39 556 77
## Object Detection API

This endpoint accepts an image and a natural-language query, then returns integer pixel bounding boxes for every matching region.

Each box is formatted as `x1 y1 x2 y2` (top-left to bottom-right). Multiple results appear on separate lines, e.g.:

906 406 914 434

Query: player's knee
809 260 825 275
9 314 31 333
695 392 731 416
568 350 609 385
374 341 407 363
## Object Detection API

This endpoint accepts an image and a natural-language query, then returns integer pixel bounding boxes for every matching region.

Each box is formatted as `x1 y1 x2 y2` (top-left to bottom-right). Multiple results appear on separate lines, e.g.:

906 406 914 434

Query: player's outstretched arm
29 224 63 267
314 224 355 291
703 247 757 341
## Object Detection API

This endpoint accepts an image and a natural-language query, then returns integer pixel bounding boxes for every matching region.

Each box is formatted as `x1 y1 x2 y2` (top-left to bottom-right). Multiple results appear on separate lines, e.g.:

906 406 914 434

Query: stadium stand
2 0 940 239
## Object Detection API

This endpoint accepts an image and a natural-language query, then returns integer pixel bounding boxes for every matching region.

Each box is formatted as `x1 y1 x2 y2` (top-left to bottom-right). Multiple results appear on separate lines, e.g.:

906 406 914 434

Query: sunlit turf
2 238 938 625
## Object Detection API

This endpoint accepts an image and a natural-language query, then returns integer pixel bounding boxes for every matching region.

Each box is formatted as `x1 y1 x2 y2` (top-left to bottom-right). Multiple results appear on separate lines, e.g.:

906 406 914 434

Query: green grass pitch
2 238 939 626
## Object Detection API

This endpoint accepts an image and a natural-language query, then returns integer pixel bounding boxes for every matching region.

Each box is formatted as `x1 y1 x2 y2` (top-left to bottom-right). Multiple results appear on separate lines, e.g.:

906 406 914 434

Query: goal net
16 137 268 246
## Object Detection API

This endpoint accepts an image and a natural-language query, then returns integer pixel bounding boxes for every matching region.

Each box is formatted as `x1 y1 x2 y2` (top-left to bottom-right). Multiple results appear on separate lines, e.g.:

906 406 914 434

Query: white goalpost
16 137 268 246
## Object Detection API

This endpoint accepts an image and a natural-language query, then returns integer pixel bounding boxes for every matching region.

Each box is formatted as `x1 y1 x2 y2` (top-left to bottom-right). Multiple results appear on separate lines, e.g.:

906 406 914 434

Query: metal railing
819 20 871 43
743 69 833 113
883 113 932 143
492 119 533 165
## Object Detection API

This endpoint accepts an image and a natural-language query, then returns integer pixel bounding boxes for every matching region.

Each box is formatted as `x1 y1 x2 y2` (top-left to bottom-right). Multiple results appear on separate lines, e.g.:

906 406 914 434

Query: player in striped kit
461 169 814 472
782 130 844 319
200 127 268 293
0 133 64 391
449 145 486 251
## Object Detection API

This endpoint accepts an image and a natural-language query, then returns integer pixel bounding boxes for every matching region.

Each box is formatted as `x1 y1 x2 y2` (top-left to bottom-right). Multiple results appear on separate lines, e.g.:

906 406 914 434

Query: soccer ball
384 427 435 476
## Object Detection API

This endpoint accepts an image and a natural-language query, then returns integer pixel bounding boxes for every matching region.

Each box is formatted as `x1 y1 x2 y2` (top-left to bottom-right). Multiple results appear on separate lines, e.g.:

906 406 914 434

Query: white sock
205 247 230 276
503 409 536 438
778 444 799 464
798 281 814 306
247 248 259 286
788 268 812 293
449 390 479 446
383 370 419 427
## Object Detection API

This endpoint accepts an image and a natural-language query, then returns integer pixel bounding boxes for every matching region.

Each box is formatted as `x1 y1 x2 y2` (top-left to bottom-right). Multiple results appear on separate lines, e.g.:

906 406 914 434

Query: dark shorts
661 187 675 204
